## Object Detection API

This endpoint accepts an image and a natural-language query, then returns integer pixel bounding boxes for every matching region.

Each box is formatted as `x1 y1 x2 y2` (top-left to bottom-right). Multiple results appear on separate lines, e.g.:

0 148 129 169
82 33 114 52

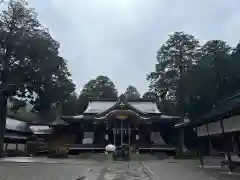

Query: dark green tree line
147 31 240 119
124 85 141 100
80 75 118 100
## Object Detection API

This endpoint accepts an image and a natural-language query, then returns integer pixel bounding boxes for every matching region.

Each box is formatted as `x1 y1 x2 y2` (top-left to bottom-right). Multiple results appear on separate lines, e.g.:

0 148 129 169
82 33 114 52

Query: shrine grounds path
0 155 239 180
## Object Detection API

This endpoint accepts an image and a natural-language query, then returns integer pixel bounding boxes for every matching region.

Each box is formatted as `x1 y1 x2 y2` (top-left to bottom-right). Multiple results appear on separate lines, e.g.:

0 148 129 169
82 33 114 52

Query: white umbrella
105 144 116 152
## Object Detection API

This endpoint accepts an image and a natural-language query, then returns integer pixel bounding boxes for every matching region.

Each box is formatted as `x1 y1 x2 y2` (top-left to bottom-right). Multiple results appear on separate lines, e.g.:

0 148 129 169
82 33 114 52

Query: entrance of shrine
113 127 131 146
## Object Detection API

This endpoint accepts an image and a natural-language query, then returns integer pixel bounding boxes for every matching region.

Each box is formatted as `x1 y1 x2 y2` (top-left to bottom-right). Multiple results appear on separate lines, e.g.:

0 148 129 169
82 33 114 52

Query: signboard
117 115 128 120
83 132 94 144
105 134 109 140
83 138 93 144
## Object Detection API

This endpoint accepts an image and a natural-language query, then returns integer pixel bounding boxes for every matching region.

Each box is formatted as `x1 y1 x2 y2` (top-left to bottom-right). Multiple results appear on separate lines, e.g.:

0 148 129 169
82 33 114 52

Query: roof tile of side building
180 93 240 128
84 101 161 114
6 117 32 133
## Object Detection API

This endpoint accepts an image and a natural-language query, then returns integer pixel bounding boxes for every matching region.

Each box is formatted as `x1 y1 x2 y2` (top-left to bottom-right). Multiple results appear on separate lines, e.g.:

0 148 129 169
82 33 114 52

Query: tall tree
77 93 89 113
142 91 158 101
124 85 141 100
147 31 200 116
81 75 118 100
0 1 41 157
157 99 178 116
228 42 240 93
61 93 89 116
26 50 75 120
182 40 232 118
0 1 75 155
0 0 28 5
61 93 79 116
10 4 75 120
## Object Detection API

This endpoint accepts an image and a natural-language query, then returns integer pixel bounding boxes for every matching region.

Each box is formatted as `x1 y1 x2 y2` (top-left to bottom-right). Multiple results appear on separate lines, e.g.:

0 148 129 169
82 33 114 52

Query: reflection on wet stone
99 162 153 180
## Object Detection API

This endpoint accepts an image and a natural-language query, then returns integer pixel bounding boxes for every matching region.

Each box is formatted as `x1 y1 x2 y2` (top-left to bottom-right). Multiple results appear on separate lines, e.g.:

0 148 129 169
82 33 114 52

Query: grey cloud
29 0 240 95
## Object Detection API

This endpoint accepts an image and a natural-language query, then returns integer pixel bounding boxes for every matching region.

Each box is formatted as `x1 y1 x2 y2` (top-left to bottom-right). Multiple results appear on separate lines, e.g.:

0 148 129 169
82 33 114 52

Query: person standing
105 143 116 161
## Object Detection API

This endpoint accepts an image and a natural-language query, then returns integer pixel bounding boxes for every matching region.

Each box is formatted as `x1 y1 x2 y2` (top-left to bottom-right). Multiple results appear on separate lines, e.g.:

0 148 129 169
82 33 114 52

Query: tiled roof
129 102 160 113
84 101 116 113
29 125 52 135
4 132 27 140
183 93 240 127
84 101 160 114
6 117 32 133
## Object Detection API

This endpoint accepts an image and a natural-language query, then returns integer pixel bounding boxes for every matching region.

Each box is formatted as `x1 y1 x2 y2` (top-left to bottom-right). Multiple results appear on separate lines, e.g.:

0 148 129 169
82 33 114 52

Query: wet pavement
97 161 153 180
0 158 152 180
143 158 240 180
1 156 240 180
0 157 102 180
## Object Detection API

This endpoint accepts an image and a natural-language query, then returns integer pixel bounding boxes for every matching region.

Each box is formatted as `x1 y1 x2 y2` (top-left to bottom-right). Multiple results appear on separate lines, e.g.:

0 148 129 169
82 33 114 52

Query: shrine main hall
57 95 180 153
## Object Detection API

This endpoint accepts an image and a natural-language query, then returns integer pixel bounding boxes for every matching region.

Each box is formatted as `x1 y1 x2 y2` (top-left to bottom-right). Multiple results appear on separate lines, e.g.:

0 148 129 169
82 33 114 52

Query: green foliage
8 97 25 113
0 2 75 119
142 91 158 101
81 75 118 100
61 93 89 116
147 31 240 119
8 108 36 122
147 32 200 100
124 85 141 100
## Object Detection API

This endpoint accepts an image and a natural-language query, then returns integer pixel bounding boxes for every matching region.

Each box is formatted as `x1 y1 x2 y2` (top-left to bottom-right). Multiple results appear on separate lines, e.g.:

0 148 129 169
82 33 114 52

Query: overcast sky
27 0 240 95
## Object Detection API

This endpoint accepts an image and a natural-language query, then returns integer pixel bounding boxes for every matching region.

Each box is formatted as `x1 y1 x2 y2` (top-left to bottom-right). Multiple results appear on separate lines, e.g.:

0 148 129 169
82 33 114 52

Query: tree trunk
0 95 8 157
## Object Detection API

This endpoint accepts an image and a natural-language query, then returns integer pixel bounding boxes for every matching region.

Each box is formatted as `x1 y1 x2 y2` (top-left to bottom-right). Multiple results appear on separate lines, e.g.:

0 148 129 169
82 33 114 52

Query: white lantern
136 134 139 140
105 134 108 140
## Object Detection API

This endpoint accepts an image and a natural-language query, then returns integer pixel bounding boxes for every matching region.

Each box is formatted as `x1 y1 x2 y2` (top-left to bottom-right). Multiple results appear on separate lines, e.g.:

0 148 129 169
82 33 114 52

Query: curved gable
83 95 161 115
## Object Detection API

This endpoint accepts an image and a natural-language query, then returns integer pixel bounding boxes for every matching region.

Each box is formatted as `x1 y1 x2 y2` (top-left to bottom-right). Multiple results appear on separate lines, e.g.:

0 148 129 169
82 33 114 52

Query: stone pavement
0 158 153 180
1 156 240 180
143 158 239 180
0 157 103 180
96 161 153 180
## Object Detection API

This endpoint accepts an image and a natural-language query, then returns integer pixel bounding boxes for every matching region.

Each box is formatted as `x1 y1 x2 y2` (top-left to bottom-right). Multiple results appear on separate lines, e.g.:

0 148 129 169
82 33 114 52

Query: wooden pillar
5 143 8 150
120 120 123 145
113 129 116 146
80 122 84 144
198 136 204 167
104 120 109 144
220 119 233 172
208 139 213 156
180 128 186 152
128 124 131 158
206 124 213 156
232 135 238 153
93 126 97 144
24 143 27 152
